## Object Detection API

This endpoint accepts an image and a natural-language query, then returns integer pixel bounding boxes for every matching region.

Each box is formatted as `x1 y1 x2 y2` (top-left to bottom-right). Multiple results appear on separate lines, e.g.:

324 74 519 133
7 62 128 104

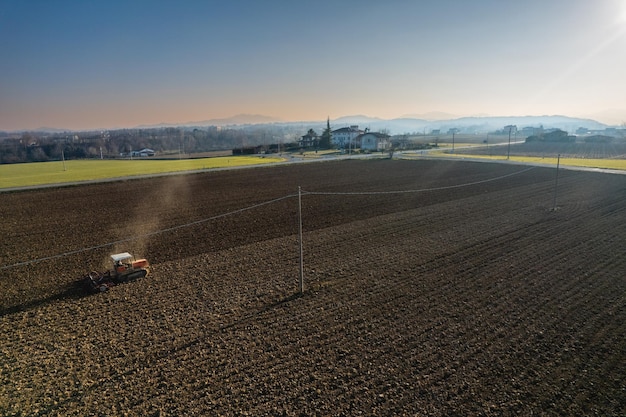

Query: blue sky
1 0 625 130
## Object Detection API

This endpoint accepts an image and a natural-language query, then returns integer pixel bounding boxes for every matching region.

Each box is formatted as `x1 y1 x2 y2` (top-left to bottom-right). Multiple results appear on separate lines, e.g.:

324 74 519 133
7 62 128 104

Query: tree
319 117 332 149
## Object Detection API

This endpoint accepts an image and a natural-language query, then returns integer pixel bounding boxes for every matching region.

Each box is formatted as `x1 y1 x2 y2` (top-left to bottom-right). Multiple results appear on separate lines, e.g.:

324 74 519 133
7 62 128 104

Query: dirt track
1 159 625 415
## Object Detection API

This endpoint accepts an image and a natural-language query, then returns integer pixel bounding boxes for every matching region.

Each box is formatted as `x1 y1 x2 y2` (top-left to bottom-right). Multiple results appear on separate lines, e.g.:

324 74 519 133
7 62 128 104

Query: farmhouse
332 125 363 149
585 127 626 138
299 129 319 148
358 132 391 151
519 126 544 137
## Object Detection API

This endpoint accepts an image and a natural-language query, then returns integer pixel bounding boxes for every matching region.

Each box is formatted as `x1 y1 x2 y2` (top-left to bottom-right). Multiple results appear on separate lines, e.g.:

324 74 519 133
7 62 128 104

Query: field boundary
398 152 626 175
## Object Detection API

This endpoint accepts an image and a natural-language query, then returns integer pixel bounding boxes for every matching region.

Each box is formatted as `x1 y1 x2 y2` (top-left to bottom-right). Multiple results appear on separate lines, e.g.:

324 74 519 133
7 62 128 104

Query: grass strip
0 156 284 188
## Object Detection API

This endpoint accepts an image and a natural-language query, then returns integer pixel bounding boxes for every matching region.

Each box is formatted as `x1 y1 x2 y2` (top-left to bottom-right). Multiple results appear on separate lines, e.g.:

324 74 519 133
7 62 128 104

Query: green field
436 152 626 170
0 156 284 189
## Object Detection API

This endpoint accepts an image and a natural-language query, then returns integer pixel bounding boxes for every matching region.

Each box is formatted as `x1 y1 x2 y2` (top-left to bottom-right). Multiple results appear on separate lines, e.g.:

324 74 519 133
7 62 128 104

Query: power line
302 166 536 196
1 166 536 271
0 193 298 271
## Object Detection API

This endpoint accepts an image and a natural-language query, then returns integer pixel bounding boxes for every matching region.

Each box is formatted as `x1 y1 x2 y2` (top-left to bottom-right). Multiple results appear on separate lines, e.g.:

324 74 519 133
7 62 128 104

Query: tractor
81 252 150 293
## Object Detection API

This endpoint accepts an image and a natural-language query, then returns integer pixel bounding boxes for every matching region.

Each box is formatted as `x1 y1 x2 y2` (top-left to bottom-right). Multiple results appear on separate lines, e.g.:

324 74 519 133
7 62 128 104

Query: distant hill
399 111 460 121
333 115 387 125
127 114 613 135
136 114 283 129
3 113 611 135
187 114 283 126
326 115 608 135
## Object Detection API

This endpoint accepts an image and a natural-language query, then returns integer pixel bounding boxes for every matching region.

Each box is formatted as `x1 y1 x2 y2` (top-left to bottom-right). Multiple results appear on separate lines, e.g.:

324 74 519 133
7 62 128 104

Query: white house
359 132 391 151
332 125 363 149
130 148 155 157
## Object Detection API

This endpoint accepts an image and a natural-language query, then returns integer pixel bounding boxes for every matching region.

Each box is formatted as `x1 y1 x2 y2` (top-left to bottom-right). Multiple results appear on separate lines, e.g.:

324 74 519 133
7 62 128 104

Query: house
299 129 319 148
130 148 155 157
520 126 543 137
359 132 391 151
332 125 363 149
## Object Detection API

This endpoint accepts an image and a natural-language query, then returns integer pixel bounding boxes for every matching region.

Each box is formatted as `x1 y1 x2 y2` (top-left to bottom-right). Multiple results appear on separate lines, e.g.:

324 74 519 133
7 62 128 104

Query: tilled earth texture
1 159 624 416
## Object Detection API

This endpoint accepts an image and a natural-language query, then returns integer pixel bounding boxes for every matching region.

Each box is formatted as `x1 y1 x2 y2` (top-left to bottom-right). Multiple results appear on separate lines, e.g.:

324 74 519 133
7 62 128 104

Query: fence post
552 154 560 211
298 186 304 293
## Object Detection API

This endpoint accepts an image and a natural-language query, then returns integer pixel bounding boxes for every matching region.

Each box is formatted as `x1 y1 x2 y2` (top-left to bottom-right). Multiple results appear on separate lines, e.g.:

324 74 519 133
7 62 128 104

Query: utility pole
179 127 185 158
348 128 352 155
298 186 304 294
506 125 516 160
552 154 561 211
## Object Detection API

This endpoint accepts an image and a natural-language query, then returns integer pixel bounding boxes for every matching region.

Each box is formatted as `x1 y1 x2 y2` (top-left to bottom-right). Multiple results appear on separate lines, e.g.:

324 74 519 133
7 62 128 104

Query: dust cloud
110 174 193 265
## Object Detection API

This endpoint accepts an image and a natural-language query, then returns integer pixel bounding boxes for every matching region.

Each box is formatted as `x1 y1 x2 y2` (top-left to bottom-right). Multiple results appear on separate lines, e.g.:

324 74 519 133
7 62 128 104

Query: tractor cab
110 252 150 280
111 252 133 274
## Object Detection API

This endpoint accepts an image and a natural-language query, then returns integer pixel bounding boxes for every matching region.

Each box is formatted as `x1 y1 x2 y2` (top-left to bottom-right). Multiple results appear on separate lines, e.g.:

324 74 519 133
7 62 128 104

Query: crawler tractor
81 252 150 293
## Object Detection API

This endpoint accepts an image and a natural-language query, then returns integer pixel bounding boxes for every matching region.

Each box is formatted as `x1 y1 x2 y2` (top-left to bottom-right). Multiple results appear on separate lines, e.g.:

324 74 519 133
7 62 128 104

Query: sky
1 0 626 131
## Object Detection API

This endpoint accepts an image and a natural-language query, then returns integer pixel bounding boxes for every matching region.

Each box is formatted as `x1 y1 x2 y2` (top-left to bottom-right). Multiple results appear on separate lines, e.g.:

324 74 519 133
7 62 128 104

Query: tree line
0 125 307 164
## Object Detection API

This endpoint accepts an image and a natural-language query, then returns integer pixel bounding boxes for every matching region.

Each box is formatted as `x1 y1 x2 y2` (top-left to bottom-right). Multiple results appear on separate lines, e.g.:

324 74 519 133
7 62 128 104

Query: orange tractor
81 252 150 293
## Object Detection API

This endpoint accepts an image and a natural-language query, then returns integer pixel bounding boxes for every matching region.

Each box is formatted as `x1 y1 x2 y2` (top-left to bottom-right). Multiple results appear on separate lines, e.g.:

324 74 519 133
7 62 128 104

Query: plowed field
1 159 625 416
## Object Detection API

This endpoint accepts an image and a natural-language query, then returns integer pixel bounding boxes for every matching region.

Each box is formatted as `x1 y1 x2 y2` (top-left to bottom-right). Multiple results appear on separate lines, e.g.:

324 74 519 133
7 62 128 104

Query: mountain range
175 114 612 135
7 113 620 135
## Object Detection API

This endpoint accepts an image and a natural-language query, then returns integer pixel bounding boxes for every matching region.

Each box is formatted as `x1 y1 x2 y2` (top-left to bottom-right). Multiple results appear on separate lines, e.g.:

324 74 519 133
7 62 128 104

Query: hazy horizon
2 0 625 131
